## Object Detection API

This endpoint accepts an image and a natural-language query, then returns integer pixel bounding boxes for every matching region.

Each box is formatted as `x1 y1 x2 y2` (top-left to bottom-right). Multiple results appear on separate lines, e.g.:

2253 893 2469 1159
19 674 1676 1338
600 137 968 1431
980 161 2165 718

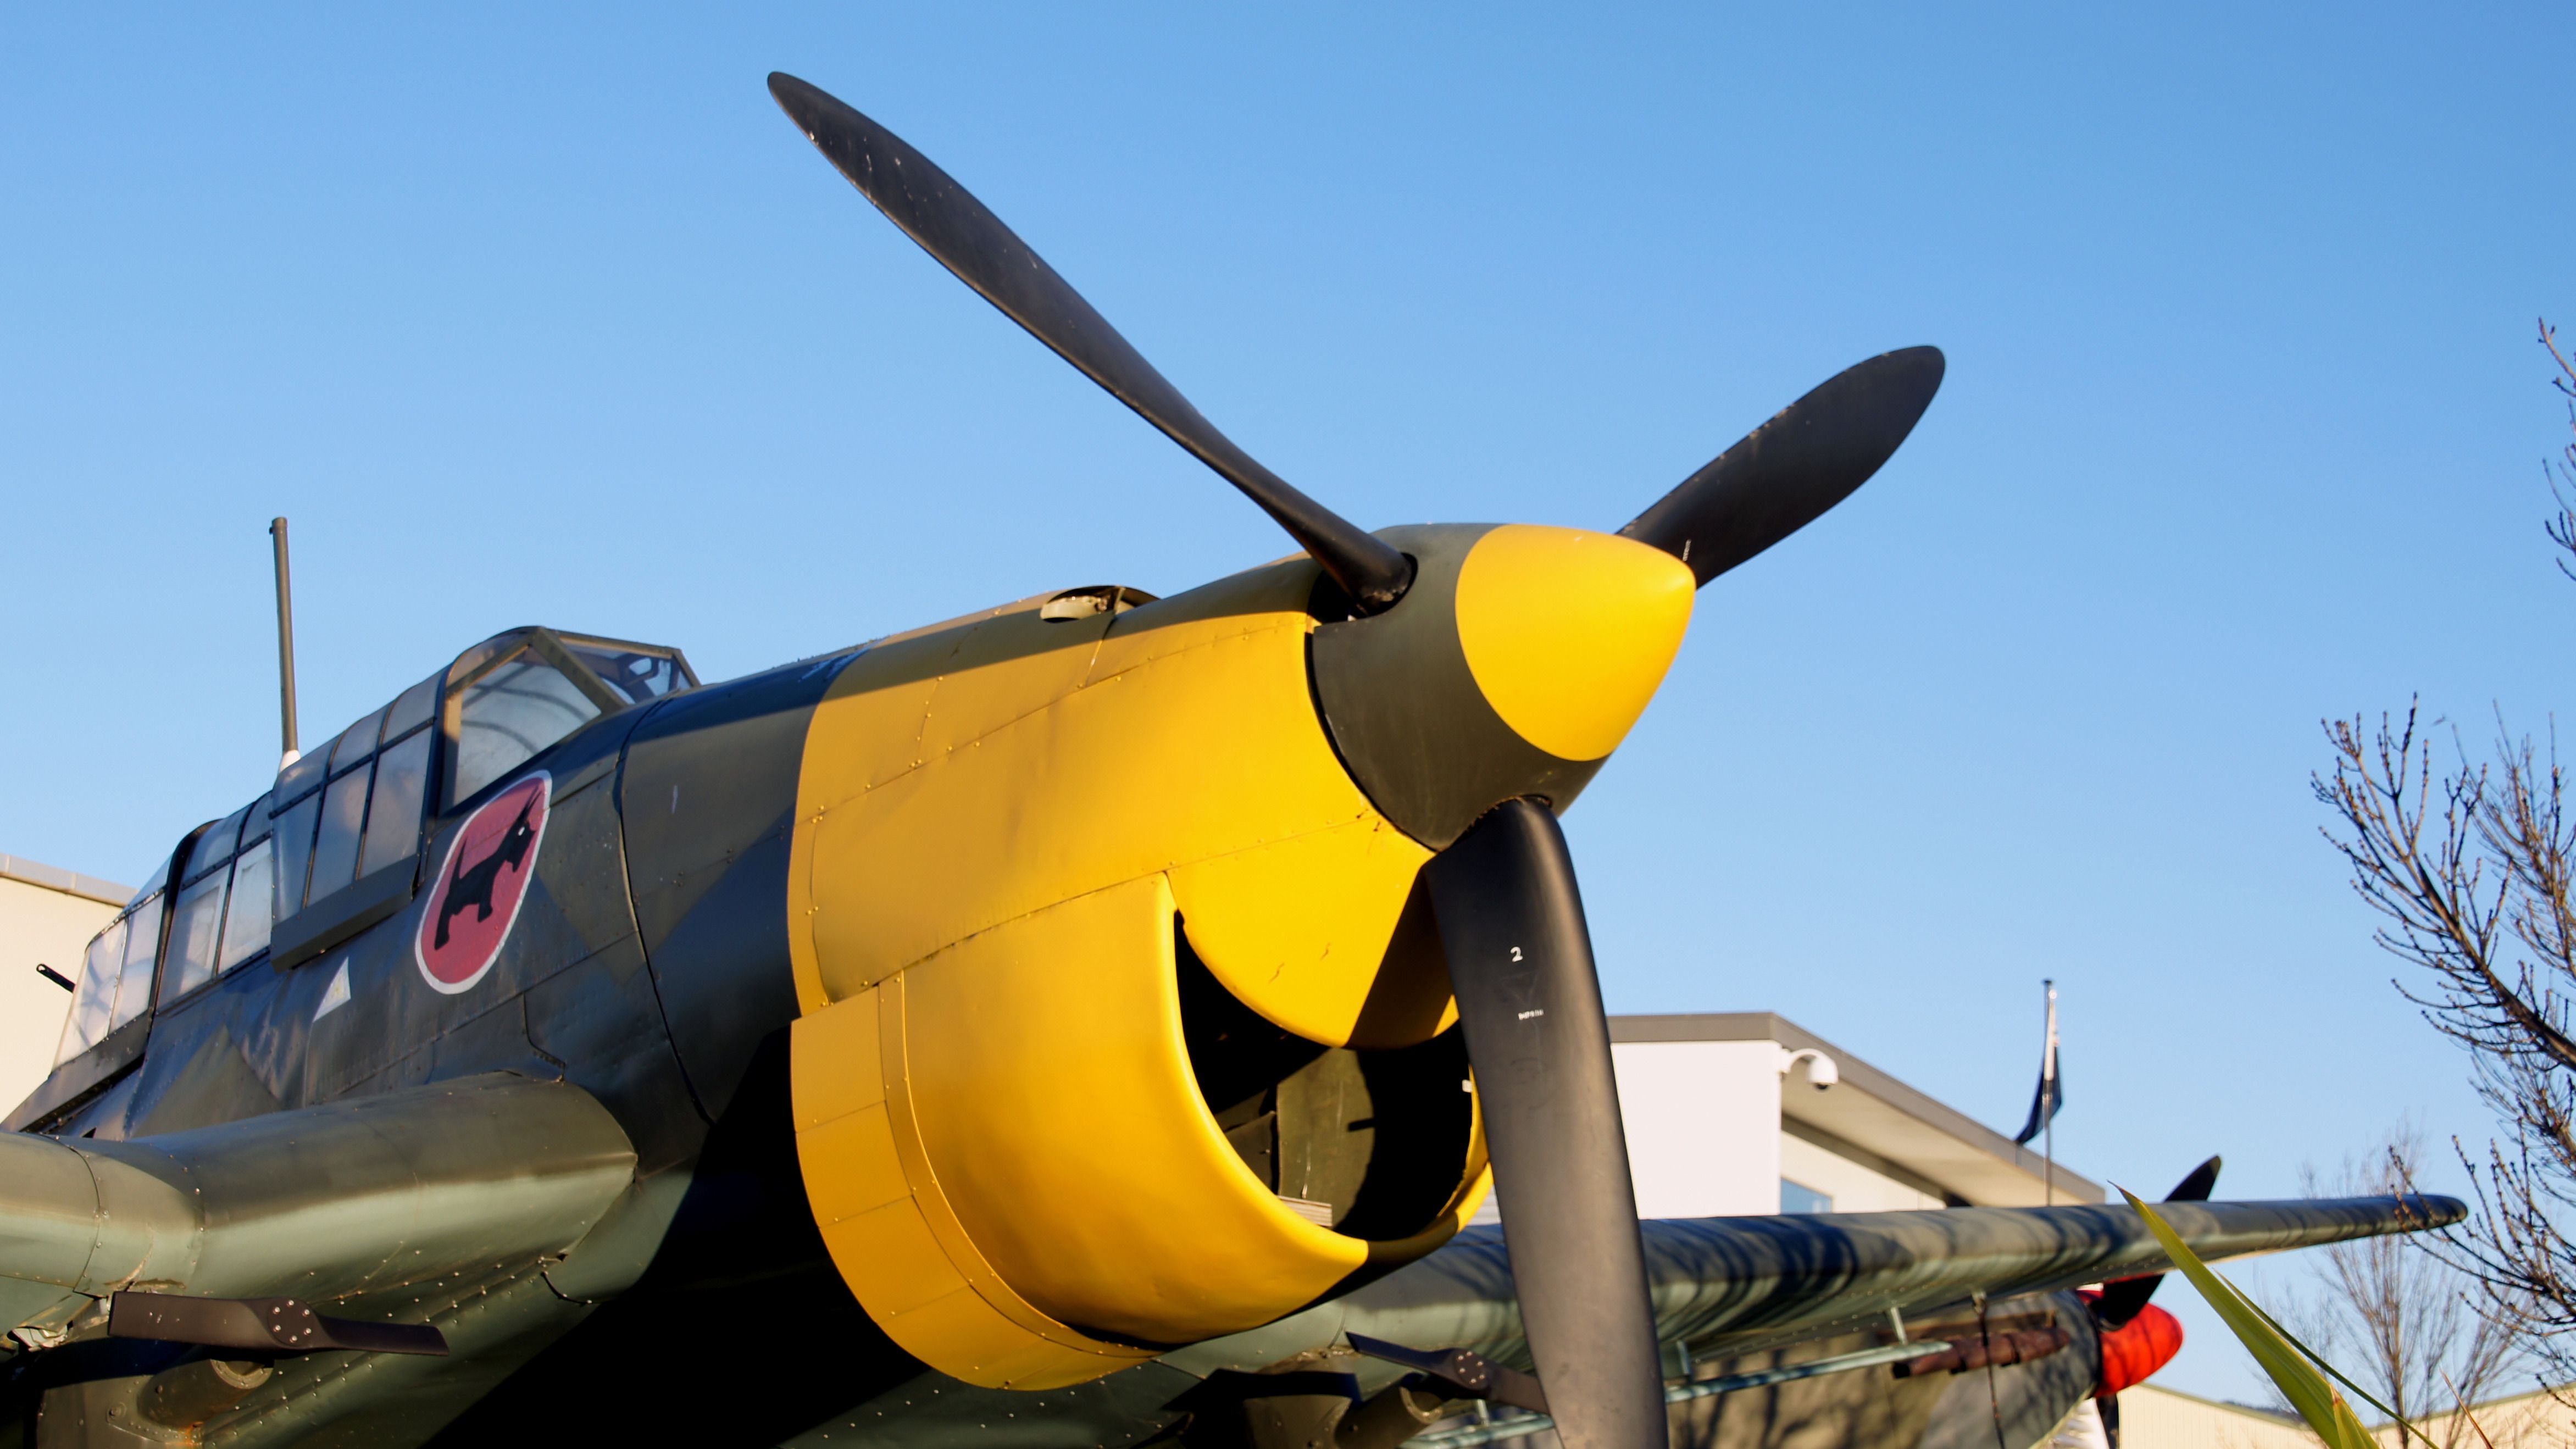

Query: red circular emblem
415 772 550 995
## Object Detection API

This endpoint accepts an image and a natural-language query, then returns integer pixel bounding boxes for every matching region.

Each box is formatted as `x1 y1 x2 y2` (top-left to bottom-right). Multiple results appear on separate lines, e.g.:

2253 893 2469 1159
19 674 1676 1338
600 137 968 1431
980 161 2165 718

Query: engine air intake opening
1174 919 1472 1241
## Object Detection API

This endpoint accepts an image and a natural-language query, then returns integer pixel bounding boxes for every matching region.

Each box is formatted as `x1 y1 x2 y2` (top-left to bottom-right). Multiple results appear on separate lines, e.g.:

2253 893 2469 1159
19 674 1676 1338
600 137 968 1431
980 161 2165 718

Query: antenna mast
2042 979 2057 1207
270 517 301 767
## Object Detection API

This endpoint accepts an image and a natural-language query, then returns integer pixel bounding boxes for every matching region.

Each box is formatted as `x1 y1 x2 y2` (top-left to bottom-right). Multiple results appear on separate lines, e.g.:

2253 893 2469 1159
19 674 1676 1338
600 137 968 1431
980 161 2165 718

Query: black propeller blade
763 78 1946 1445
1424 800 1668 1449
1618 347 1946 586
2096 1156 2222 1329
766 73 1415 612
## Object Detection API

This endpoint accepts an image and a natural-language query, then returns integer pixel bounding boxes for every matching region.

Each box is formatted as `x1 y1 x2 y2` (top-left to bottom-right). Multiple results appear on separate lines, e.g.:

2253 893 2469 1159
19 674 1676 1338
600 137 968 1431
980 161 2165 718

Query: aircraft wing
777 1197 2462 1449
0 1073 641 1444
0 1073 636 1345
0 1069 2454 1449
1173 1194 2462 1377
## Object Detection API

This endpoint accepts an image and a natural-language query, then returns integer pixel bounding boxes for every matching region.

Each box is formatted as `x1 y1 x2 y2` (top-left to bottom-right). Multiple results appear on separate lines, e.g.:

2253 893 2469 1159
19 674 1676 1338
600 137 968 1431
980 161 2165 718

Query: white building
1475 1012 2099 1222
0 854 131 1112
2119 1381 2572 1449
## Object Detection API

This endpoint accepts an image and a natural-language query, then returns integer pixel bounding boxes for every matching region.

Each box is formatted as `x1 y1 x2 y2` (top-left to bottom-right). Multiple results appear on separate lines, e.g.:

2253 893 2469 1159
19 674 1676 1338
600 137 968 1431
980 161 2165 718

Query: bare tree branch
2287 1128 2525 1448
2312 320 2576 1385
2313 706 2576 1072
2540 319 2576 584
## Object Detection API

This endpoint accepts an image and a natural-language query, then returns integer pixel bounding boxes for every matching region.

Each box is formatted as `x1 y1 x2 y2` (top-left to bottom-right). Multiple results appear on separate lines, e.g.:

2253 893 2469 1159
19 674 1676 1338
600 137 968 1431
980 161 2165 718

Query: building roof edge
0 854 135 908
1609 1011 2105 1203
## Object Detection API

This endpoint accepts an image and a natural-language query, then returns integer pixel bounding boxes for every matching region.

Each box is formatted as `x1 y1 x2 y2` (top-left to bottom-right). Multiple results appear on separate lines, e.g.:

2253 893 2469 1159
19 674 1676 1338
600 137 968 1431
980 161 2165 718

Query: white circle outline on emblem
414 770 552 996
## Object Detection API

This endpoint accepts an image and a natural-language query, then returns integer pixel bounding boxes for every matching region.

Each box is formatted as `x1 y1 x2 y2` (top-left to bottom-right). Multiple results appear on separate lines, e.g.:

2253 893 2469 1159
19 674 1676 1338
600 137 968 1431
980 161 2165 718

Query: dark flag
2012 980 2063 1146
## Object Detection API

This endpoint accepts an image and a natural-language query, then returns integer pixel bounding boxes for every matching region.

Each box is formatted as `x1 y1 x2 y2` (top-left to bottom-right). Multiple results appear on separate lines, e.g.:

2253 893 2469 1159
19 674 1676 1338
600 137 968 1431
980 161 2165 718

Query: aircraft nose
1309 523 1695 848
1454 525 1696 763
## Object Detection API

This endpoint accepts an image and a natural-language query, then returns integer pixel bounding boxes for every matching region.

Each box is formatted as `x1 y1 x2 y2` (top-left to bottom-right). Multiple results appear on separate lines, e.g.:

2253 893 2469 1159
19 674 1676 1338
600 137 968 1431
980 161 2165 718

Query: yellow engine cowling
785 560 1491 1389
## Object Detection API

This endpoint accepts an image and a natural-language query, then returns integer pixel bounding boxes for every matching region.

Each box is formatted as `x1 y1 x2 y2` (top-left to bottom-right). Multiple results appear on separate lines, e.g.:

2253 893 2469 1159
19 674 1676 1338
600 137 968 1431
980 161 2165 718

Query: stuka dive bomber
0 73 2454 1449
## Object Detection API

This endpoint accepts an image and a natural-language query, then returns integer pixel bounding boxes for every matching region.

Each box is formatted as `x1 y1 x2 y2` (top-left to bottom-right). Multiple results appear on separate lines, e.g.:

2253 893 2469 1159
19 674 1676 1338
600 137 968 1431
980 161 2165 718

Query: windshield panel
106 891 164 1036
361 730 431 878
384 673 439 740
452 651 601 803
56 917 127 1064
330 707 386 775
563 643 687 708
186 807 247 883
272 793 321 917
219 839 275 971
308 767 370 903
160 869 229 1006
275 740 330 805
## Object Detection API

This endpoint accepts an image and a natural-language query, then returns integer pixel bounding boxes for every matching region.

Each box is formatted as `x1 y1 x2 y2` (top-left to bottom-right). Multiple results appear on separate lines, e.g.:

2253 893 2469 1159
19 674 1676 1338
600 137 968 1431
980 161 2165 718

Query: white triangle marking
314 961 352 1021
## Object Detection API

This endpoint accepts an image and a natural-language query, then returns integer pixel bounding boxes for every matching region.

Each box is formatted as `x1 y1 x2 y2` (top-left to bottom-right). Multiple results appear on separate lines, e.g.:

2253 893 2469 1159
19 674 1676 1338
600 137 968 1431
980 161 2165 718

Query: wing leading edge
0 1074 641 1443
1169 1195 2464 1379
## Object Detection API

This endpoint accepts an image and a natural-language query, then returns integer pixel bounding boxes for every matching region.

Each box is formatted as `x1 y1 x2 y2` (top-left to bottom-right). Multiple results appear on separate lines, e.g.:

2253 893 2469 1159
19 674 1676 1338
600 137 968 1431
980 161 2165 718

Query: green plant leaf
2234 1269 2445 1449
2121 1188 2382 1449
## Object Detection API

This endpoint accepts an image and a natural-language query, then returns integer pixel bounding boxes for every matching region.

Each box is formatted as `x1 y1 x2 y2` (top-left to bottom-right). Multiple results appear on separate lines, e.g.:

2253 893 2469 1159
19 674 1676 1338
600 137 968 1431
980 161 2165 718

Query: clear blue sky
5 4 2568 1404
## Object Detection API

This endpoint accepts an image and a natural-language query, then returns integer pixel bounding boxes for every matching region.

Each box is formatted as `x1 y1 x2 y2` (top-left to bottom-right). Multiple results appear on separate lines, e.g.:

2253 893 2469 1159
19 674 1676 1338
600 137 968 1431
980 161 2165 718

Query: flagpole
2042 979 2057 1208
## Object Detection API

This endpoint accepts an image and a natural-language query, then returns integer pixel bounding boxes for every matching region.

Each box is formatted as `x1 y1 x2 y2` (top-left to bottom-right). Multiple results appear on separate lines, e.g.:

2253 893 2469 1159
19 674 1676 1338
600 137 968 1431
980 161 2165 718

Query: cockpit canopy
41 627 694 1089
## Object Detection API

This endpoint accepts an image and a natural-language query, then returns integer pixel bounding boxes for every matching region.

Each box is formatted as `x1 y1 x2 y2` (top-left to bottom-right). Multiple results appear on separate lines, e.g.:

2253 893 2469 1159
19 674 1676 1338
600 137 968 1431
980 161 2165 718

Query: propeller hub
1456 525 1695 763
1312 524 1694 850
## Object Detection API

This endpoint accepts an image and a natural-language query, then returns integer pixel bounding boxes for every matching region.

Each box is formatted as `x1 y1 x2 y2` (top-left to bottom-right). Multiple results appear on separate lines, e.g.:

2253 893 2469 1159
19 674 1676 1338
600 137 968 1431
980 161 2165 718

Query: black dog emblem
435 797 538 950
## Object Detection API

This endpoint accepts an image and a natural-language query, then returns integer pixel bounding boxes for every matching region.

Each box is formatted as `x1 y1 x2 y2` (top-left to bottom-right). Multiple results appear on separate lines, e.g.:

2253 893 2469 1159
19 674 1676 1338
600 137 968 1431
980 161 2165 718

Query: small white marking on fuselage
1517 1008 1545 1021
313 961 353 1022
